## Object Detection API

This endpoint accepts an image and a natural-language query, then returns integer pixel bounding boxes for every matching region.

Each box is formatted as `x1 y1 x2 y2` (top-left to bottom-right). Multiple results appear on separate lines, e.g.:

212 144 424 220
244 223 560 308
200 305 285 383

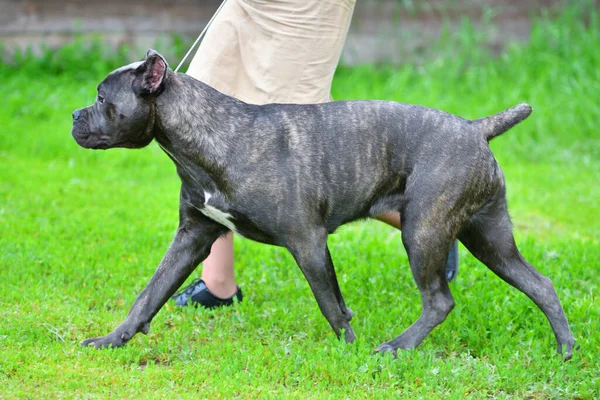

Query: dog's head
71 49 168 149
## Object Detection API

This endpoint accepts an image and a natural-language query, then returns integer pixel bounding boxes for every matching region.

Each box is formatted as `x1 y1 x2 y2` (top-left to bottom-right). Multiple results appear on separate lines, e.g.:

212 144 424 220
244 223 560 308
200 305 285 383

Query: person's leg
175 0 356 307
376 212 401 228
201 232 237 297
173 0 246 306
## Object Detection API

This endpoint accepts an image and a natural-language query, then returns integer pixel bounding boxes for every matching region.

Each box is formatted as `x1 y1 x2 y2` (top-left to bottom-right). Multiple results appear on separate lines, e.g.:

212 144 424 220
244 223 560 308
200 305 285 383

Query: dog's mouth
72 128 147 150
71 127 112 150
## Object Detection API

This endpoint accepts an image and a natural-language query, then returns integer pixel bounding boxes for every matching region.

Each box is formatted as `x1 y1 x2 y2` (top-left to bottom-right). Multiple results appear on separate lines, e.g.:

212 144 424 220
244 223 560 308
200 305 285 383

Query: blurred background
1 1 599 397
0 0 570 65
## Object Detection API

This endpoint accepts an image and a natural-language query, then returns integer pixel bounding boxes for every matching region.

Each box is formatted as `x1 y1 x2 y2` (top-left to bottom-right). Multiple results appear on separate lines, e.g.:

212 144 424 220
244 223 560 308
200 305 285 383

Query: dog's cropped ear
133 49 168 96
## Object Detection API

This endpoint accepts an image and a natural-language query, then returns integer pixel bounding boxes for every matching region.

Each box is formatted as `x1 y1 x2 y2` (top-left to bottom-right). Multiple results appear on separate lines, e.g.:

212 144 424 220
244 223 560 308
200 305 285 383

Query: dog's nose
72 109 81 121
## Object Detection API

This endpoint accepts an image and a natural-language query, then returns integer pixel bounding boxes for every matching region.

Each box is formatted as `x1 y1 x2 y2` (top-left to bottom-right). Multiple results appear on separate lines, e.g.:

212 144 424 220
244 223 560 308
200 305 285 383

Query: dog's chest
199 192 238 233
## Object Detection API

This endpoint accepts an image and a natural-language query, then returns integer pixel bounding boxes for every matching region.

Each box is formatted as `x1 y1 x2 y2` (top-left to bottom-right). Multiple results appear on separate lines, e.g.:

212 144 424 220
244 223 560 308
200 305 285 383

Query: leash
174 0 229 73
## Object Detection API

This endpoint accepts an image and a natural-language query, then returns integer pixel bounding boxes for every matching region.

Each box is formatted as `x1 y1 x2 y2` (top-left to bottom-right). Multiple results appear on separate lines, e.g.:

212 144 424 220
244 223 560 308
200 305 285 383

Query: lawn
0 3 598 399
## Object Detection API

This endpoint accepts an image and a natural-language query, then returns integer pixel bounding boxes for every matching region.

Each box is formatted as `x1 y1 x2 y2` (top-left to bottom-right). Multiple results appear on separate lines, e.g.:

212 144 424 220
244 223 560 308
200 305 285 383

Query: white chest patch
199 192 238 233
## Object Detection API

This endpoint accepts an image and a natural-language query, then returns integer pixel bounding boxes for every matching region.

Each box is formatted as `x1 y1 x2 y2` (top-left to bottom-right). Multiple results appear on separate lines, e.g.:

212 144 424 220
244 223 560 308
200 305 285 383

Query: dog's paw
559 340 578 361
342 327 356 344
80 332 127 349
375 342 398 357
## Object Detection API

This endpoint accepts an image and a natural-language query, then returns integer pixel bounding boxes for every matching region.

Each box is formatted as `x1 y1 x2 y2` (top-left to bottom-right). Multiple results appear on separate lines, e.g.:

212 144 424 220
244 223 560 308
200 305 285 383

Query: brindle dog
71 50 574 359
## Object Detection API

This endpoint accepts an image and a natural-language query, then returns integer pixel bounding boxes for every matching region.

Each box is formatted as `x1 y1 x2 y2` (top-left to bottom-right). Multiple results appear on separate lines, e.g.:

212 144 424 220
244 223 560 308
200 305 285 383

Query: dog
71 49 574 359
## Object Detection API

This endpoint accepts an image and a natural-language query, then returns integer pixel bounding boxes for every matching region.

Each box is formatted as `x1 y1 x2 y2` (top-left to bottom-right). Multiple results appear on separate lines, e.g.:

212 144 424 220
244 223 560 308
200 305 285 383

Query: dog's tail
471 103 532 141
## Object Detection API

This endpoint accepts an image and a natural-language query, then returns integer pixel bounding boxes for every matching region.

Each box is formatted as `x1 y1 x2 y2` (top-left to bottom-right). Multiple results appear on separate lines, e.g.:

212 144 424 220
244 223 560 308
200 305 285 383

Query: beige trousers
186 0 356 104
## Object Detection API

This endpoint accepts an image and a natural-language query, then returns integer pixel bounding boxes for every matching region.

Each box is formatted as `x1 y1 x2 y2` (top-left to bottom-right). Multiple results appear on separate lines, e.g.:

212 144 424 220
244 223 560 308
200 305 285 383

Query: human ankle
203 277 238 299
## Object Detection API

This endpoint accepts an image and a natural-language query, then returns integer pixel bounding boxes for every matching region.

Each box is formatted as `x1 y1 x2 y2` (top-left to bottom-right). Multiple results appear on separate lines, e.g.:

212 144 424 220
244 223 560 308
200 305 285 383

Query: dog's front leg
81 203 226 349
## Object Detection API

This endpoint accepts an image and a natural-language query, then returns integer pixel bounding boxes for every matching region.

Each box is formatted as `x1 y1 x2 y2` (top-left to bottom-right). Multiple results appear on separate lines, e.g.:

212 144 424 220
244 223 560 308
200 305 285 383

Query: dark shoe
172 278 243 308
445 240 459 282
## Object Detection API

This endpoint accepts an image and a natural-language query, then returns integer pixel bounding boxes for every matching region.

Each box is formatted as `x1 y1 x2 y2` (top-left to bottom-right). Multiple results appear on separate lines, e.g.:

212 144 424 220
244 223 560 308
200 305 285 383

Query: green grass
1 3 599 398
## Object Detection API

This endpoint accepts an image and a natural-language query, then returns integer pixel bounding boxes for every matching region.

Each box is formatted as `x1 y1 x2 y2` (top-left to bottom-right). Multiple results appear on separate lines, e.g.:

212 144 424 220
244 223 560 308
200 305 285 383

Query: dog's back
227 99 531 232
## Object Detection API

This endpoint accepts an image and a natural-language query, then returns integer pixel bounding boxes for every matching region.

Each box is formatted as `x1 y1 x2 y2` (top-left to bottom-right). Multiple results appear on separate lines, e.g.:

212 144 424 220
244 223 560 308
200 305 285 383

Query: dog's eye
97 95 105 104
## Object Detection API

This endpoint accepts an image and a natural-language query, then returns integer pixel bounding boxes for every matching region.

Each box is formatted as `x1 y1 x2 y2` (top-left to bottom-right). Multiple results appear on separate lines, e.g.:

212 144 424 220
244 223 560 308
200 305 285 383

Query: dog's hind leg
288 229 355 343
457 195 575 359
377 203 456 354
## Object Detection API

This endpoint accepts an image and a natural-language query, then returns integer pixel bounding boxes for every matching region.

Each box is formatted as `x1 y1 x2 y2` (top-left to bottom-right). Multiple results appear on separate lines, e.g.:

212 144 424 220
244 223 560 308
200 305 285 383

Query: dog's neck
152 71 247 194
